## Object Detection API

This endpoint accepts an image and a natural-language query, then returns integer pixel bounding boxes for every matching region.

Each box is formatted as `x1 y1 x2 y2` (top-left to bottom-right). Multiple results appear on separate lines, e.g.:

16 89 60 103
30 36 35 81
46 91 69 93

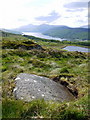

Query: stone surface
13 73 74 102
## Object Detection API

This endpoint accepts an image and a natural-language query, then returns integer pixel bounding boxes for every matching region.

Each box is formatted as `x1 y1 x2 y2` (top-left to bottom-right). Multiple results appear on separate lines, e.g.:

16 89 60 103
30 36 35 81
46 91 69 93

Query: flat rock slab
14 73 74 102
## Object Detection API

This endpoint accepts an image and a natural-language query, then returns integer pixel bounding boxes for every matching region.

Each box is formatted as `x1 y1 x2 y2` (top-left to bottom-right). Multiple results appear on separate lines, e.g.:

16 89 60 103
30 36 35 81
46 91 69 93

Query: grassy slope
1 32 89 119
43 27 89 40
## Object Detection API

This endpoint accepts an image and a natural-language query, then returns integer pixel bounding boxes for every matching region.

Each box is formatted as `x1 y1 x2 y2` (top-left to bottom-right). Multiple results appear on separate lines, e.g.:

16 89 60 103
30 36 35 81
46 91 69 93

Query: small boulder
13 73 74 102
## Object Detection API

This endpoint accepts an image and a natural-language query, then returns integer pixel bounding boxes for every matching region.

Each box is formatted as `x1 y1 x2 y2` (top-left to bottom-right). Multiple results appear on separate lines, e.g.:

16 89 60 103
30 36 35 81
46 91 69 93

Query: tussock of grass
2 95 88 119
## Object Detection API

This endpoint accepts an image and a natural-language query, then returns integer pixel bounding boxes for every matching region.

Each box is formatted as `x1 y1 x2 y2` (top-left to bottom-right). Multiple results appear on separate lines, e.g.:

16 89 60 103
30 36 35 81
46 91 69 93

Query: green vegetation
2 96 88 119
24 35 90 49
43 27 89 40
12 24 89 40
1 31 89 119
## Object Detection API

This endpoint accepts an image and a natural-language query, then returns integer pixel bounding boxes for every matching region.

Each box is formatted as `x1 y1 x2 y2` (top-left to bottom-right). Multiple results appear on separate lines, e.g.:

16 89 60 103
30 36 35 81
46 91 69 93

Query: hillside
11 24 89 40
1 31 89 119
43 26 89 40
12 24 54 32
0 28 22 35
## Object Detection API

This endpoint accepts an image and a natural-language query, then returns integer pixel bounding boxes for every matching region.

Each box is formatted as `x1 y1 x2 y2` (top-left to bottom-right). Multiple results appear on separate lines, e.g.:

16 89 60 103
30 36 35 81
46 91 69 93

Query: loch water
63 46 89 52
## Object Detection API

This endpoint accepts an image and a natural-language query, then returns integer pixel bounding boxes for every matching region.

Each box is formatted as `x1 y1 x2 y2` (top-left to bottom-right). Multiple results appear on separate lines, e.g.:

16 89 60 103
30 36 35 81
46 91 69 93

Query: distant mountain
80 25 90 29
0 28 22 34
80 25 88 28
33 24 54 32
11 24 89 40
0 30 22 37
12 24 67 32
43 26 89 40
13 24 38 32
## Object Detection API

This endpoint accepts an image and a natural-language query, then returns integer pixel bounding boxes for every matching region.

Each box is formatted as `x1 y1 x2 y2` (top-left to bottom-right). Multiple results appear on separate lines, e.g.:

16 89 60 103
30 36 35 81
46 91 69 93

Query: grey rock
13 73 74 102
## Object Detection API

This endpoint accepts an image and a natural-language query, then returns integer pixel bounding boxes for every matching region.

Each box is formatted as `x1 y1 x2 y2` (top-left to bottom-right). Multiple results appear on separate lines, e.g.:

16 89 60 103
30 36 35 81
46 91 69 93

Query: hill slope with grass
43 26 89 40
11 24 89 40
1 31 89 119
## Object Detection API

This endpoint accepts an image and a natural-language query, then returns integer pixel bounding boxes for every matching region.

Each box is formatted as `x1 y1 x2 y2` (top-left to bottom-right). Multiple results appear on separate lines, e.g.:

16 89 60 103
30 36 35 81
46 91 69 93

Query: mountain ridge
11 24 70 32
3 24 89 40
0 28 22 34
43 26 89 40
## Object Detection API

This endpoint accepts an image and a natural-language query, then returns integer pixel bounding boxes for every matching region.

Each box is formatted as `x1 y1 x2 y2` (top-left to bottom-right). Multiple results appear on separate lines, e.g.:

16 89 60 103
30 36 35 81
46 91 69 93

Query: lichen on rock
13 73 75 102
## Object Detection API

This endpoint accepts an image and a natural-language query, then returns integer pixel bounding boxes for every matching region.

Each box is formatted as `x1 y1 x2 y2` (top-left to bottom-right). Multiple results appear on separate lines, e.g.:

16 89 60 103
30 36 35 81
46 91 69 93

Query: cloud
0 0 88 28
64 2 88 9
18 19 28 22
35 11 60 23
66 8 85 12
77 19 85 23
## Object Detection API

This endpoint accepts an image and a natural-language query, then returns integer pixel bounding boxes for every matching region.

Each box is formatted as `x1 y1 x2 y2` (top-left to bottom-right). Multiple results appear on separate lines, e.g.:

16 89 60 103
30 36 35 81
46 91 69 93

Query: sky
0 0 89 29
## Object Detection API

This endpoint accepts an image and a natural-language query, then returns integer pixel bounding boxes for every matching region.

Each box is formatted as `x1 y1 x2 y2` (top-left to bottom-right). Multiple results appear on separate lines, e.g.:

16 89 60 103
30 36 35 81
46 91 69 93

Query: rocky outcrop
13 73 74 102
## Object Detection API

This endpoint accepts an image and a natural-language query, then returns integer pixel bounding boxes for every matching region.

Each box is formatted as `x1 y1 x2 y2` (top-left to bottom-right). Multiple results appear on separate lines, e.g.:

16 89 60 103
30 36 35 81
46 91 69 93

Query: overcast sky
0 0 89 29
